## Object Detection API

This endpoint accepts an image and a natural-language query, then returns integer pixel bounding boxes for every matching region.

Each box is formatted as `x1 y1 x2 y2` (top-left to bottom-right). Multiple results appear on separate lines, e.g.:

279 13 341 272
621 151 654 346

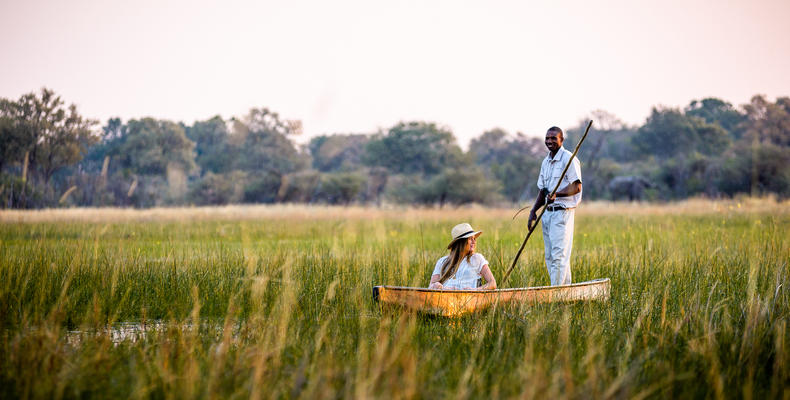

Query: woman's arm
429 274 443 289
478 264 497 290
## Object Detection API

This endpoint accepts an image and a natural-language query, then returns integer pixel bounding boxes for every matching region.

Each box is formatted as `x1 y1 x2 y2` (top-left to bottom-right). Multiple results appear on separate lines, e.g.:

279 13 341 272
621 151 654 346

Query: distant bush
278 171 321 203
243 172 282 204
188 171 246 205
387 168 502 207
316 172 367 204
718 142 790 198
309 134 369 172
0 173 44 209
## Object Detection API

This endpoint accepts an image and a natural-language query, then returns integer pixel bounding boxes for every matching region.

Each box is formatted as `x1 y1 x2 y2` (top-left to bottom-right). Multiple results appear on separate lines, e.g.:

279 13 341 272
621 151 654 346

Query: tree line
1 88 789 209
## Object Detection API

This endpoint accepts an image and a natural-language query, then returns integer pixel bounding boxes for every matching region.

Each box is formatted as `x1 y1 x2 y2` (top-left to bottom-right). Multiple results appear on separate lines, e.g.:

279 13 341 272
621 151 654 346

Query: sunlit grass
0 201 788 398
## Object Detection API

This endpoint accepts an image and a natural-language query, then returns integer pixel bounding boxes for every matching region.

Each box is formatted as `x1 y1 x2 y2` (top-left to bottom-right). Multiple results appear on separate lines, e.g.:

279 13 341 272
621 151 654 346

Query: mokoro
372 278 611 317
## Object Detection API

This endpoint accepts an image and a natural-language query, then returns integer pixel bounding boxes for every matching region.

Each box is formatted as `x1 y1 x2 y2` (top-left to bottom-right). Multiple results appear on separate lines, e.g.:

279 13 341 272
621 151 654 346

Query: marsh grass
0 202 788 399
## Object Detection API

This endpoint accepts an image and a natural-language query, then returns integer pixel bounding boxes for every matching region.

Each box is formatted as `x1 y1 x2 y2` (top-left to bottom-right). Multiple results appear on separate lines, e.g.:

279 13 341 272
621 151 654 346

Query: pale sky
2 0 789 146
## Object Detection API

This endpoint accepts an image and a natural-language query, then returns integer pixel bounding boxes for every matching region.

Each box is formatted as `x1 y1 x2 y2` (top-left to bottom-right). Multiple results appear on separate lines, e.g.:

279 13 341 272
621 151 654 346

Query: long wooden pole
501 120 593 287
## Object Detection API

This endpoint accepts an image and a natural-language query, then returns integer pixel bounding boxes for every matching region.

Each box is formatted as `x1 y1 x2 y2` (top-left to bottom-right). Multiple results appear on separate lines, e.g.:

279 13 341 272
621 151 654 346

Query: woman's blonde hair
438 238 472 284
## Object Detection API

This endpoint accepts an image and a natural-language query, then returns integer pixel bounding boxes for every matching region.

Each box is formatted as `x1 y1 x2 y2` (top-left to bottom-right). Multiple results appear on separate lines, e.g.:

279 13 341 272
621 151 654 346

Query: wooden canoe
372 278 611 317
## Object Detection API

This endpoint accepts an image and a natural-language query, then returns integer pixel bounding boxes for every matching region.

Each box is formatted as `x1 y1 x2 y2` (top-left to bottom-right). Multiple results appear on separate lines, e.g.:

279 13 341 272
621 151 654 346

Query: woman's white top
432 253 489 289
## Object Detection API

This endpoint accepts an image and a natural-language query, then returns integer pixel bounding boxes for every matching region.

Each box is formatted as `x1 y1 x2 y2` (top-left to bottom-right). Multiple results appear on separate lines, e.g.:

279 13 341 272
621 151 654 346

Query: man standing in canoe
527 126 582 286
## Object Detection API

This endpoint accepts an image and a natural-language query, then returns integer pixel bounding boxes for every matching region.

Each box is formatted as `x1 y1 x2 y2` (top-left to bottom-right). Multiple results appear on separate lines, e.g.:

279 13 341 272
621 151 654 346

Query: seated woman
429 223 497 290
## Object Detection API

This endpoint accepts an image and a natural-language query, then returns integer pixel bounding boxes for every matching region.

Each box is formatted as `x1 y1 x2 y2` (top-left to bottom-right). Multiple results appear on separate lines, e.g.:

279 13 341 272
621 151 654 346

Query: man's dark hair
547 126 564 140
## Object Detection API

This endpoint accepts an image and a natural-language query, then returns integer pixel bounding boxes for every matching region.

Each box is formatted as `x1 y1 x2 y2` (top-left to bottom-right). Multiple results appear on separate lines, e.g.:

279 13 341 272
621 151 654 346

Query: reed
0 202 787 398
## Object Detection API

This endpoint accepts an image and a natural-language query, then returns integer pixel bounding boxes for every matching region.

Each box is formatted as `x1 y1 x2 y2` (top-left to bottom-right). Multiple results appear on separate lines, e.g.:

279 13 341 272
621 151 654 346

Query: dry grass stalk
126 176 137 198
100 156 109 179
58 185 77 204
0 197 787 224
0 205 786 398
22 151 29 182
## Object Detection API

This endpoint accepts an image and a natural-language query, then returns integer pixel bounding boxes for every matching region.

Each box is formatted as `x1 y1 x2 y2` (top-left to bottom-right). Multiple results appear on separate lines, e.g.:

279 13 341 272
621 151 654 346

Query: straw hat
447 222 482 249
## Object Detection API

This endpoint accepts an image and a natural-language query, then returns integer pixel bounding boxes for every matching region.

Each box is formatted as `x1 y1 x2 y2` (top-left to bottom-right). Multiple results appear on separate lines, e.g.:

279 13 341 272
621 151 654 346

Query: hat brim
446 230 482 249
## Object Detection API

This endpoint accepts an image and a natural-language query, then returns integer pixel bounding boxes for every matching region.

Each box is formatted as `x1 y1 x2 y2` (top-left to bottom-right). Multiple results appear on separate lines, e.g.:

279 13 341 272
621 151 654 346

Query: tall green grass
0 206 787 398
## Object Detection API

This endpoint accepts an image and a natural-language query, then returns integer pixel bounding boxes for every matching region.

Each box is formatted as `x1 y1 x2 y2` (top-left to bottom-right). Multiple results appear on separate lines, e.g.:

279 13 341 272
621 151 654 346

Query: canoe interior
373 278 611 317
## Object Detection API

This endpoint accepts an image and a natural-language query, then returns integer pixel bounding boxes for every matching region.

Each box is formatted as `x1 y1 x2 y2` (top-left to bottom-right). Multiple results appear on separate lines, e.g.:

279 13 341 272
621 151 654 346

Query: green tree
231 108 308 175
364 122 463 175
470 128 543 202
718 141 790 197
742 95 790 147
277 171 321 203
389 167 501 207
188 171 247 205
685 98 746 138
243 172 282 203
112 118 196 175
635 107 730 158
73 118 133 207
0 110 32 172
186 116 233 174
564 112 639 200
308 134 369 172
654 153 715 198
318 172 367 204
0 88 98 185
79 118 126 174
82 118 197 206
565 111 639 164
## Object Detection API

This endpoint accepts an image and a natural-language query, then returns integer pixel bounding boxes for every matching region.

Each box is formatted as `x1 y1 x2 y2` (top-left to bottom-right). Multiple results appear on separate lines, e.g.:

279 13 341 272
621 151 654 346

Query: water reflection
66 321 174 345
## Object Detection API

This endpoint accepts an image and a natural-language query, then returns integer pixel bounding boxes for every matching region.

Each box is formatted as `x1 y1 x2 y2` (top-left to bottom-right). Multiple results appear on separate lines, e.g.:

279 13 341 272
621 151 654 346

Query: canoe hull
373 278 610 317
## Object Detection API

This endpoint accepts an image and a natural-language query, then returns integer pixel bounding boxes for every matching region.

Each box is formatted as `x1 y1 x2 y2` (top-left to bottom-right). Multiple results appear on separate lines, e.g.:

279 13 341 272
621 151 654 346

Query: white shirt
537 146 583 209
432 253 489 289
